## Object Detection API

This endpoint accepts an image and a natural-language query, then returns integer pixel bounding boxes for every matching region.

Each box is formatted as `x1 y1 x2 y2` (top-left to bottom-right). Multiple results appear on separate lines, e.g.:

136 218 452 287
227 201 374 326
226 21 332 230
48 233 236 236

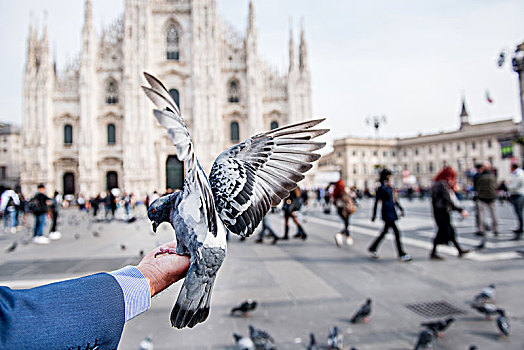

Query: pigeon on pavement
350 298 372 323
496 309 510 337
231 299 258 316
233 333 255 350
138 335 153 350
307 333 319 350
474 284 495 304
5 241 17 253
327 326 343 350
142 72 328 328
421 318 455 337
414 329 434 350
471 302 498 319
248 325 275 350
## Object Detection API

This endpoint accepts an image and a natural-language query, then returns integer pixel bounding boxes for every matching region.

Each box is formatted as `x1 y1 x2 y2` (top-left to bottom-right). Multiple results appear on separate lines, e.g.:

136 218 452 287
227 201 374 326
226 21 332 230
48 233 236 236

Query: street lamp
366 115 387 137
498 42 524 131
512 42 524 133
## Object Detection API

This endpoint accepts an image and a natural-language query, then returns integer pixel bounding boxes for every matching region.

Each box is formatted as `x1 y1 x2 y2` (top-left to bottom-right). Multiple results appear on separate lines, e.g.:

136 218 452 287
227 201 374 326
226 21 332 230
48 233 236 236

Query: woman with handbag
333 178 356 246
282 187 307 240
430 166 469 260
369 169 412 262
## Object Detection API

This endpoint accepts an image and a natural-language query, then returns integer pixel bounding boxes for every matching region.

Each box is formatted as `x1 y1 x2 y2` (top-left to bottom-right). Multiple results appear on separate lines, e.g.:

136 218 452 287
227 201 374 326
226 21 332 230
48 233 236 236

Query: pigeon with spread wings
142 72 328 328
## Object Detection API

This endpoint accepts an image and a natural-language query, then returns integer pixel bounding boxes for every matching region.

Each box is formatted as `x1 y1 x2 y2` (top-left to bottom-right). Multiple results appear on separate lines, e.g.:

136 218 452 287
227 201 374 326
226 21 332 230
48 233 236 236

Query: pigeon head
446 317 455 324
496 309 506 316
148 193 177 232
366 298 372 304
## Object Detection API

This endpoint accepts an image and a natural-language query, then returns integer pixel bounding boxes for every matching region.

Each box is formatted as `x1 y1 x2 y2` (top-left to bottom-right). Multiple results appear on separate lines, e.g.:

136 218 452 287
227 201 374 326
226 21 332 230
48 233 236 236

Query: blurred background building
20 0 312 197
318 100 521 190
0 123 21 189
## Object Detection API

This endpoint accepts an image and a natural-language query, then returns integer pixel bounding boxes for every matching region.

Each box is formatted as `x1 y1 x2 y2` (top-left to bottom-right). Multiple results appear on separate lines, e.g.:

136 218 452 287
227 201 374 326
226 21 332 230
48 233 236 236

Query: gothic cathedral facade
21 0 312 197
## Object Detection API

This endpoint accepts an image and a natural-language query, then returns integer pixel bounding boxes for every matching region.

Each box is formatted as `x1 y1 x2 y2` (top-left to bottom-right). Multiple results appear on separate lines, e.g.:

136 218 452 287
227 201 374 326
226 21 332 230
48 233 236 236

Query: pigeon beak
152 222 158 233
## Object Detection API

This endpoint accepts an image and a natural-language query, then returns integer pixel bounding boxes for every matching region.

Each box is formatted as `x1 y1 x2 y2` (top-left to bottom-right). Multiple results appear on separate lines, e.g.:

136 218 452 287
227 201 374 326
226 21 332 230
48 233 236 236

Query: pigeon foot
154 247 177 258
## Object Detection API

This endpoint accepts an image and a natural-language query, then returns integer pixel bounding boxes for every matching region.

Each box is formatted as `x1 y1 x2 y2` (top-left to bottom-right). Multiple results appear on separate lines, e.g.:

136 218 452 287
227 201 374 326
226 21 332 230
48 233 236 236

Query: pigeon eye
152 209 157 214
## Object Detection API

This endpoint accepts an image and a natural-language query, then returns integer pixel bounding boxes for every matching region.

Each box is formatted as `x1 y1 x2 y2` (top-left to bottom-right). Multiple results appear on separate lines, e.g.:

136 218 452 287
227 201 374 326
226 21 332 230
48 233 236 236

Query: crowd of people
1 161 522 254
0 184 142 245
243 161 523 264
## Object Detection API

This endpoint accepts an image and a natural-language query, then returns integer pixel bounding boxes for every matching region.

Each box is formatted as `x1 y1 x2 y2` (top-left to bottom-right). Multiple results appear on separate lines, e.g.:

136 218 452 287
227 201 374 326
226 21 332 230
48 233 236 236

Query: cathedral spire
25 14 36 72
248 0 255 33
84 0 93 29
299 18 308 71
459 97 469 129
289 17 295 72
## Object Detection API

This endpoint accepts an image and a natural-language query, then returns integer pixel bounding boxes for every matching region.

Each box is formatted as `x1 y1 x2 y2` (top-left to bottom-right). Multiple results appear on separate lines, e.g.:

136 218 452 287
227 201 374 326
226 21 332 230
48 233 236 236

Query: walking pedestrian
282 187 307 240
255 212 279 244
30 184 51 244
508 163 524 240
0 188 20 233
332 178 355 247
368 169 411 262
49 191 62 240
475 161 499 237
429 167 469 260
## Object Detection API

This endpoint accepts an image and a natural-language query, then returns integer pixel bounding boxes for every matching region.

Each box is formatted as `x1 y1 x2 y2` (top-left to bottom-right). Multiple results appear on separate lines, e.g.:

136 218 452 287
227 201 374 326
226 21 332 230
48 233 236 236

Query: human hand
371 216 376 222
400 210 405 217
136 241 190 297
461 210 468 218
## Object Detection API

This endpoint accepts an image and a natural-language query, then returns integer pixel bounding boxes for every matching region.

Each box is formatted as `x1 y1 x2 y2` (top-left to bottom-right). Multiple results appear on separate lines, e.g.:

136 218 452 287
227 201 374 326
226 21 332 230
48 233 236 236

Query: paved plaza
1 198 523 349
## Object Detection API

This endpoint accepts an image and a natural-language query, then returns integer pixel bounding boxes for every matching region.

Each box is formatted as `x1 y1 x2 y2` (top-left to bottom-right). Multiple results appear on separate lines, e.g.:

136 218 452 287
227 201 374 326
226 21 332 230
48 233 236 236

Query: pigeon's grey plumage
231 299 258 316
474 284 495 304
421 318 455 336
496 309 510 337
351 298 372 323
471 302 498 319
248 325 275 350
138 335 153 350
234 333 255 350
5 241 17 253
414 329 434 350
327 326 343 349
142 72 328 329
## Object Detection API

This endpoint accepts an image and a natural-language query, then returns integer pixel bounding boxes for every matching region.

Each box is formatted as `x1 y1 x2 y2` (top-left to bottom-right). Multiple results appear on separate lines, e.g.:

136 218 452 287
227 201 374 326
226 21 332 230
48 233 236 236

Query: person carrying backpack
1 188 20 234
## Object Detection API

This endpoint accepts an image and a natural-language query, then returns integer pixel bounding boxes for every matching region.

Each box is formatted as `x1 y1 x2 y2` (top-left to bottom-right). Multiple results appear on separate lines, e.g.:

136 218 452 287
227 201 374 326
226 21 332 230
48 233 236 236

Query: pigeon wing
142 73 217 236
209 119 328 237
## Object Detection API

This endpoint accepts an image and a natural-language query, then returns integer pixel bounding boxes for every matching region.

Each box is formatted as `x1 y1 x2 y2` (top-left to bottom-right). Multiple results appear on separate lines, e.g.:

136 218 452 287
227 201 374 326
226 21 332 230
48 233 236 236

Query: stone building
320 100 521 189
0 123 22 189
21 0 312 197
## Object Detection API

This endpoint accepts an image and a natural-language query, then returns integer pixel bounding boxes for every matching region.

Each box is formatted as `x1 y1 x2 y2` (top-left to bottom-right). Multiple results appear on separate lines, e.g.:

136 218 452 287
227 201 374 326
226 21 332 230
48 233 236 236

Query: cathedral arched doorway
106 171 118 190
63 172 75 195
166 156 184 190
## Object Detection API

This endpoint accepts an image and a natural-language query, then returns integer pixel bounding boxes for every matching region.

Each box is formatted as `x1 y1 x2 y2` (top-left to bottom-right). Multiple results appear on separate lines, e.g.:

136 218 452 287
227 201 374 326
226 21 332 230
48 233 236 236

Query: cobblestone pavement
0 199 523 349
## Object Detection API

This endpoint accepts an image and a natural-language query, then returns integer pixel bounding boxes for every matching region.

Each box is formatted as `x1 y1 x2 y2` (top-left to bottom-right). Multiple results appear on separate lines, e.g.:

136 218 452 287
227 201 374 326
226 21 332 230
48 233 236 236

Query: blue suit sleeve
0 272 125 350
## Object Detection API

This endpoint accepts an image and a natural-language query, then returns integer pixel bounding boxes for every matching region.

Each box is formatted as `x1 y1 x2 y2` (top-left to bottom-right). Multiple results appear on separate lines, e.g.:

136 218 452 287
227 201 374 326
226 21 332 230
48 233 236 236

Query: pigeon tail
170 274 215 328
170 246 225 328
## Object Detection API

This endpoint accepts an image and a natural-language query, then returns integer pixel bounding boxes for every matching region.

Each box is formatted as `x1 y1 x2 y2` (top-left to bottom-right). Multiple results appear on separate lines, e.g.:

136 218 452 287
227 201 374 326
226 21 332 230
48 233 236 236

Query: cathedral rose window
167 25 180 60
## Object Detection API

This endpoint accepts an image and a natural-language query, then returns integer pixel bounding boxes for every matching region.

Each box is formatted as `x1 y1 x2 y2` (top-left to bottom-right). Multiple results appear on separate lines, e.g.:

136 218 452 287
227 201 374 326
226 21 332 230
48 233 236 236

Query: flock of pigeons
230 284 510 350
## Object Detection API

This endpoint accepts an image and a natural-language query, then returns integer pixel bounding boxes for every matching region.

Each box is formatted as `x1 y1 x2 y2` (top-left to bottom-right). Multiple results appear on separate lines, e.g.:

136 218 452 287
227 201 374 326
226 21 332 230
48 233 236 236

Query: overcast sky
1 0 523 142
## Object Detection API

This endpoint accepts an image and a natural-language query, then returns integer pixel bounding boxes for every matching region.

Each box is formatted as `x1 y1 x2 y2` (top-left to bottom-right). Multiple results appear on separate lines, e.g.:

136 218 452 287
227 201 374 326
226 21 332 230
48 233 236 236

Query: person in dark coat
369 169 411 262
430 166 469 260
282 187 306 240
